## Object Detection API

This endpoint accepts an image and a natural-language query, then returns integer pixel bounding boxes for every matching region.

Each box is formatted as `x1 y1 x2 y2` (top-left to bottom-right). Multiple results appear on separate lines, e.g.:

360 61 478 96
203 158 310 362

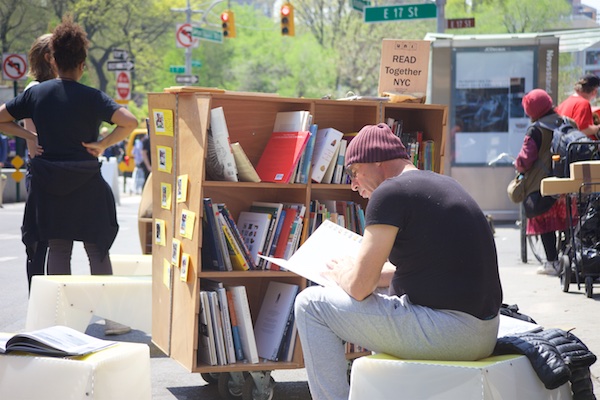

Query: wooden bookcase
147 91 447 374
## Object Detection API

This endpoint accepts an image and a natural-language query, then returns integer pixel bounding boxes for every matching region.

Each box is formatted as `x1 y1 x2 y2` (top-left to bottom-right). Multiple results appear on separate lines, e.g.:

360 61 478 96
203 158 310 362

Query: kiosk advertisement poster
378 39 430 97
451 47 535 165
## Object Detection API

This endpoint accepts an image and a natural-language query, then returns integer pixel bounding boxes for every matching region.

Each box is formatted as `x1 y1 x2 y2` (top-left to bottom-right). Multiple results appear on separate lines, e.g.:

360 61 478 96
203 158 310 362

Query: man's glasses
345 165 358 180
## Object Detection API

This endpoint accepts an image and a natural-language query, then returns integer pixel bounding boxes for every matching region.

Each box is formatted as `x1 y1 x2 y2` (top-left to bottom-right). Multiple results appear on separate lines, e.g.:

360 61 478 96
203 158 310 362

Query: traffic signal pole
436 0 446 33
171 0 204 76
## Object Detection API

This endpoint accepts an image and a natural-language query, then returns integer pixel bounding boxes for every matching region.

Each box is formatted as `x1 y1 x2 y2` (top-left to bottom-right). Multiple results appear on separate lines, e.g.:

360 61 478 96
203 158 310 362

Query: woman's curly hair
51 15 89 72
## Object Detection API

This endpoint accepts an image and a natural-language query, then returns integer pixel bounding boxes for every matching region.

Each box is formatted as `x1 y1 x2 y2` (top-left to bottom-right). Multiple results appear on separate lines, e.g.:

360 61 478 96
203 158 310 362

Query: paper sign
176 174 188 203
157 146 173 173
161 182 172 210
180 209 196 240
153 109 174 136
155 219 166 246
180 253 190 282
378 39 430 96
163 259 171 289
171 238 181 267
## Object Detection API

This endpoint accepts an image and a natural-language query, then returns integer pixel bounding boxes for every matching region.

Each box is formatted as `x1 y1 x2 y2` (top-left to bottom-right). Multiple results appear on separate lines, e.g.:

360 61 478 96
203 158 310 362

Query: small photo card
180 209 196 240
153 109 174 136
180 253 190 282
157 146 173 174
171 238 181 267
155 219 166 246
176 174 189 203
160 182 172 210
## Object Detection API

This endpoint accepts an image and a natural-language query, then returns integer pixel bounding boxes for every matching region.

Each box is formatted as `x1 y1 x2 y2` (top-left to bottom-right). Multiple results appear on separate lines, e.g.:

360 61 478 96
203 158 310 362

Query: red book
272 209 298 261
255 131 310 183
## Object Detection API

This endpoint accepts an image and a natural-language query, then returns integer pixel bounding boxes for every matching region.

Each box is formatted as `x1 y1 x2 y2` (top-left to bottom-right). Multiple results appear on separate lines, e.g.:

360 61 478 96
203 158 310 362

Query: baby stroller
559 142 600 298
561 189 600 297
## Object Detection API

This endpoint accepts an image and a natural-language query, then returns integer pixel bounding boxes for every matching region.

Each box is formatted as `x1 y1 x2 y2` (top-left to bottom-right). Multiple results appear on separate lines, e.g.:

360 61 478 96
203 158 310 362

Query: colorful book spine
226 290 244 361
218 213 249 271
297 124 318 183
202 198 227 271
218 204 256 270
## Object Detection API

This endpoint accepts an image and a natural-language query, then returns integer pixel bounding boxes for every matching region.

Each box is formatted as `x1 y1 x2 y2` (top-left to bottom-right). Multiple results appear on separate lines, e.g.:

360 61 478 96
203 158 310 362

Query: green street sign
192 26 223 43
169 65 185 73
364 3 436 23
351 0 371 12
191 60 202 68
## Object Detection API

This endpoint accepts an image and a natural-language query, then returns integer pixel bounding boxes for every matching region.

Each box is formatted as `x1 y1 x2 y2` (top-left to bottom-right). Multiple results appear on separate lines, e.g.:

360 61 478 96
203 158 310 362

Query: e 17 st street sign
447 18 475 29
364 3 436 23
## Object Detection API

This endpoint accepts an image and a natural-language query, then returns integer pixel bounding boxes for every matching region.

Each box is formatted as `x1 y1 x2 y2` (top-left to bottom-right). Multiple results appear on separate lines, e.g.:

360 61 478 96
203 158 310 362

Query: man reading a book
294 123 502 400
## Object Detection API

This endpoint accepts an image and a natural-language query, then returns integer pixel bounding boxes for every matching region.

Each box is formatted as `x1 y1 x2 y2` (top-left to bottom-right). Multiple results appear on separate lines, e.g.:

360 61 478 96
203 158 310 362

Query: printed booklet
0 325 117 357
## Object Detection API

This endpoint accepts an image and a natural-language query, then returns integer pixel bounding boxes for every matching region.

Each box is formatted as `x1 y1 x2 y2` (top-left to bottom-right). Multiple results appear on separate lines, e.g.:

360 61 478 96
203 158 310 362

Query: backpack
538 116 597 178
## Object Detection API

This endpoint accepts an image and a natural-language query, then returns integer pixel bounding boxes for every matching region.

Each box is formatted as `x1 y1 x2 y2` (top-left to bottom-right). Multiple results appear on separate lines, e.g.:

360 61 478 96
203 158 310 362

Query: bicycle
489 152 555 264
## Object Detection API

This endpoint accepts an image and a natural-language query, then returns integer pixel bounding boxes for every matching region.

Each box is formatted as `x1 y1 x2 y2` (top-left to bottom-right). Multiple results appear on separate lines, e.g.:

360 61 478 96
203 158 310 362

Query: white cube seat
26 275 152 333
0 341 150 400
349 353 572 400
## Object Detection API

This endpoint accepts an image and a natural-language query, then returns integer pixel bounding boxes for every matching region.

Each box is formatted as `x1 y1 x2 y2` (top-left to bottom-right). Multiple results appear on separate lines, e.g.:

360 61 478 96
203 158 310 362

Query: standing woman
22 33 57 291
516 89 572 276
0 15 137 276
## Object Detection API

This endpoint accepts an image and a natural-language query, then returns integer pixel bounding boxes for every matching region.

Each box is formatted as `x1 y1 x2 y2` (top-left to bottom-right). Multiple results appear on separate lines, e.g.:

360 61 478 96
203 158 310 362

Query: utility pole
171 0 204 75
436 0 446 33
170 0 224 78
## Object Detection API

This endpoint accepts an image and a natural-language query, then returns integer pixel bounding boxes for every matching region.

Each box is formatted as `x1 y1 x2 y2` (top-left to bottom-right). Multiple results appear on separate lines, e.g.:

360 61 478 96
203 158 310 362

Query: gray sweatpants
294 285 500 400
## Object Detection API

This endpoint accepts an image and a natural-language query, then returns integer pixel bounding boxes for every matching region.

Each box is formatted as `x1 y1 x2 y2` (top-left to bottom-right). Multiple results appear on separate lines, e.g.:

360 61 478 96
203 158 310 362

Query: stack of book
386 117 435 170
202 199 306 271
308 199 365 236
198 280 299 365
207 107 357 185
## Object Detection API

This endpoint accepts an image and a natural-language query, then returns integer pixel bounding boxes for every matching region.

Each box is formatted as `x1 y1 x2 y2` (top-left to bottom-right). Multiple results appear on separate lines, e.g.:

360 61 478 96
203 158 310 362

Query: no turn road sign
176 23 199 49
116 71 131 101
2 53 28 81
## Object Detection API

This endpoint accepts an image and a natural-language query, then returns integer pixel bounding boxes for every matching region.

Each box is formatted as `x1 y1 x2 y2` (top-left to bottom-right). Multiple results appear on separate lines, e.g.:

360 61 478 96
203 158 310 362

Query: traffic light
221 10 236 38
280 3 295 36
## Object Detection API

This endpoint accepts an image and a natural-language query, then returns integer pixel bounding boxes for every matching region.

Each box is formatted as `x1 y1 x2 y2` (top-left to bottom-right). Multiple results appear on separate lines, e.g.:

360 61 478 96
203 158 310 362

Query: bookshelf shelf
198 271 300 279
147 90 447 378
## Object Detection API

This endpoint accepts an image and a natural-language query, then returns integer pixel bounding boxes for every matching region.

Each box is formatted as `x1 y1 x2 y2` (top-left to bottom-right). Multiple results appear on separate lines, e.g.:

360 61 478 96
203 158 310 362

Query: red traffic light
281 5 291 17
221 11 230 22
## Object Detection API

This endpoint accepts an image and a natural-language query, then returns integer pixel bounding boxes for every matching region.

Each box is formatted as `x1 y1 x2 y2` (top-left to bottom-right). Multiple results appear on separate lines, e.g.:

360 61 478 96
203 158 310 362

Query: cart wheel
201 372 220 385
242 375 275 400
585 276 594 298
218 372 245 399
560 255 571 293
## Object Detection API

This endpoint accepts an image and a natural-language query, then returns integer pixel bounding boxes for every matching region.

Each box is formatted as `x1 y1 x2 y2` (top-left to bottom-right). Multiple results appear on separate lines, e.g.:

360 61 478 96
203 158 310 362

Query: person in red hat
294 123 502 400
556 74 600 139
516 88 573 275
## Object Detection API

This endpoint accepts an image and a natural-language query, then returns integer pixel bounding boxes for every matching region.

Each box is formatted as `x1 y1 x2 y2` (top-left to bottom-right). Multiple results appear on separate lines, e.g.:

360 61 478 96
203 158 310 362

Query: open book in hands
260 220 363 287
0 325 117 357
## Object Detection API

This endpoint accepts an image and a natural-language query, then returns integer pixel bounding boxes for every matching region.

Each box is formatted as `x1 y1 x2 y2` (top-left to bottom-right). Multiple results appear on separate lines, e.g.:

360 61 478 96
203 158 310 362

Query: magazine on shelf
260 219 363 287
254 281 299 361
0 325 116 357
207 107 238 182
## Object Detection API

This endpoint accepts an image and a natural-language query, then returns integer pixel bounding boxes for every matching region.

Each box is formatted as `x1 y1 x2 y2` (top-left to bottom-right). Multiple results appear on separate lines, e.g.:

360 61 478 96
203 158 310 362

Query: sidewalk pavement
0 190 598 398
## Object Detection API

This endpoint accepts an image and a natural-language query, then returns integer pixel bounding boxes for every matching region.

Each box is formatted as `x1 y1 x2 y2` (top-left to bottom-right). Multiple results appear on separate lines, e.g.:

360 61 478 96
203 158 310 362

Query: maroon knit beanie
522 89 553 121
345 123 409 167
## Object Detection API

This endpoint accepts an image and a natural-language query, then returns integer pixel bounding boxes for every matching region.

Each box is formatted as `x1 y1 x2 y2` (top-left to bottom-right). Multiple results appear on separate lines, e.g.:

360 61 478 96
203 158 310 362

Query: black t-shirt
7 79 121 162
366 169 502 320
